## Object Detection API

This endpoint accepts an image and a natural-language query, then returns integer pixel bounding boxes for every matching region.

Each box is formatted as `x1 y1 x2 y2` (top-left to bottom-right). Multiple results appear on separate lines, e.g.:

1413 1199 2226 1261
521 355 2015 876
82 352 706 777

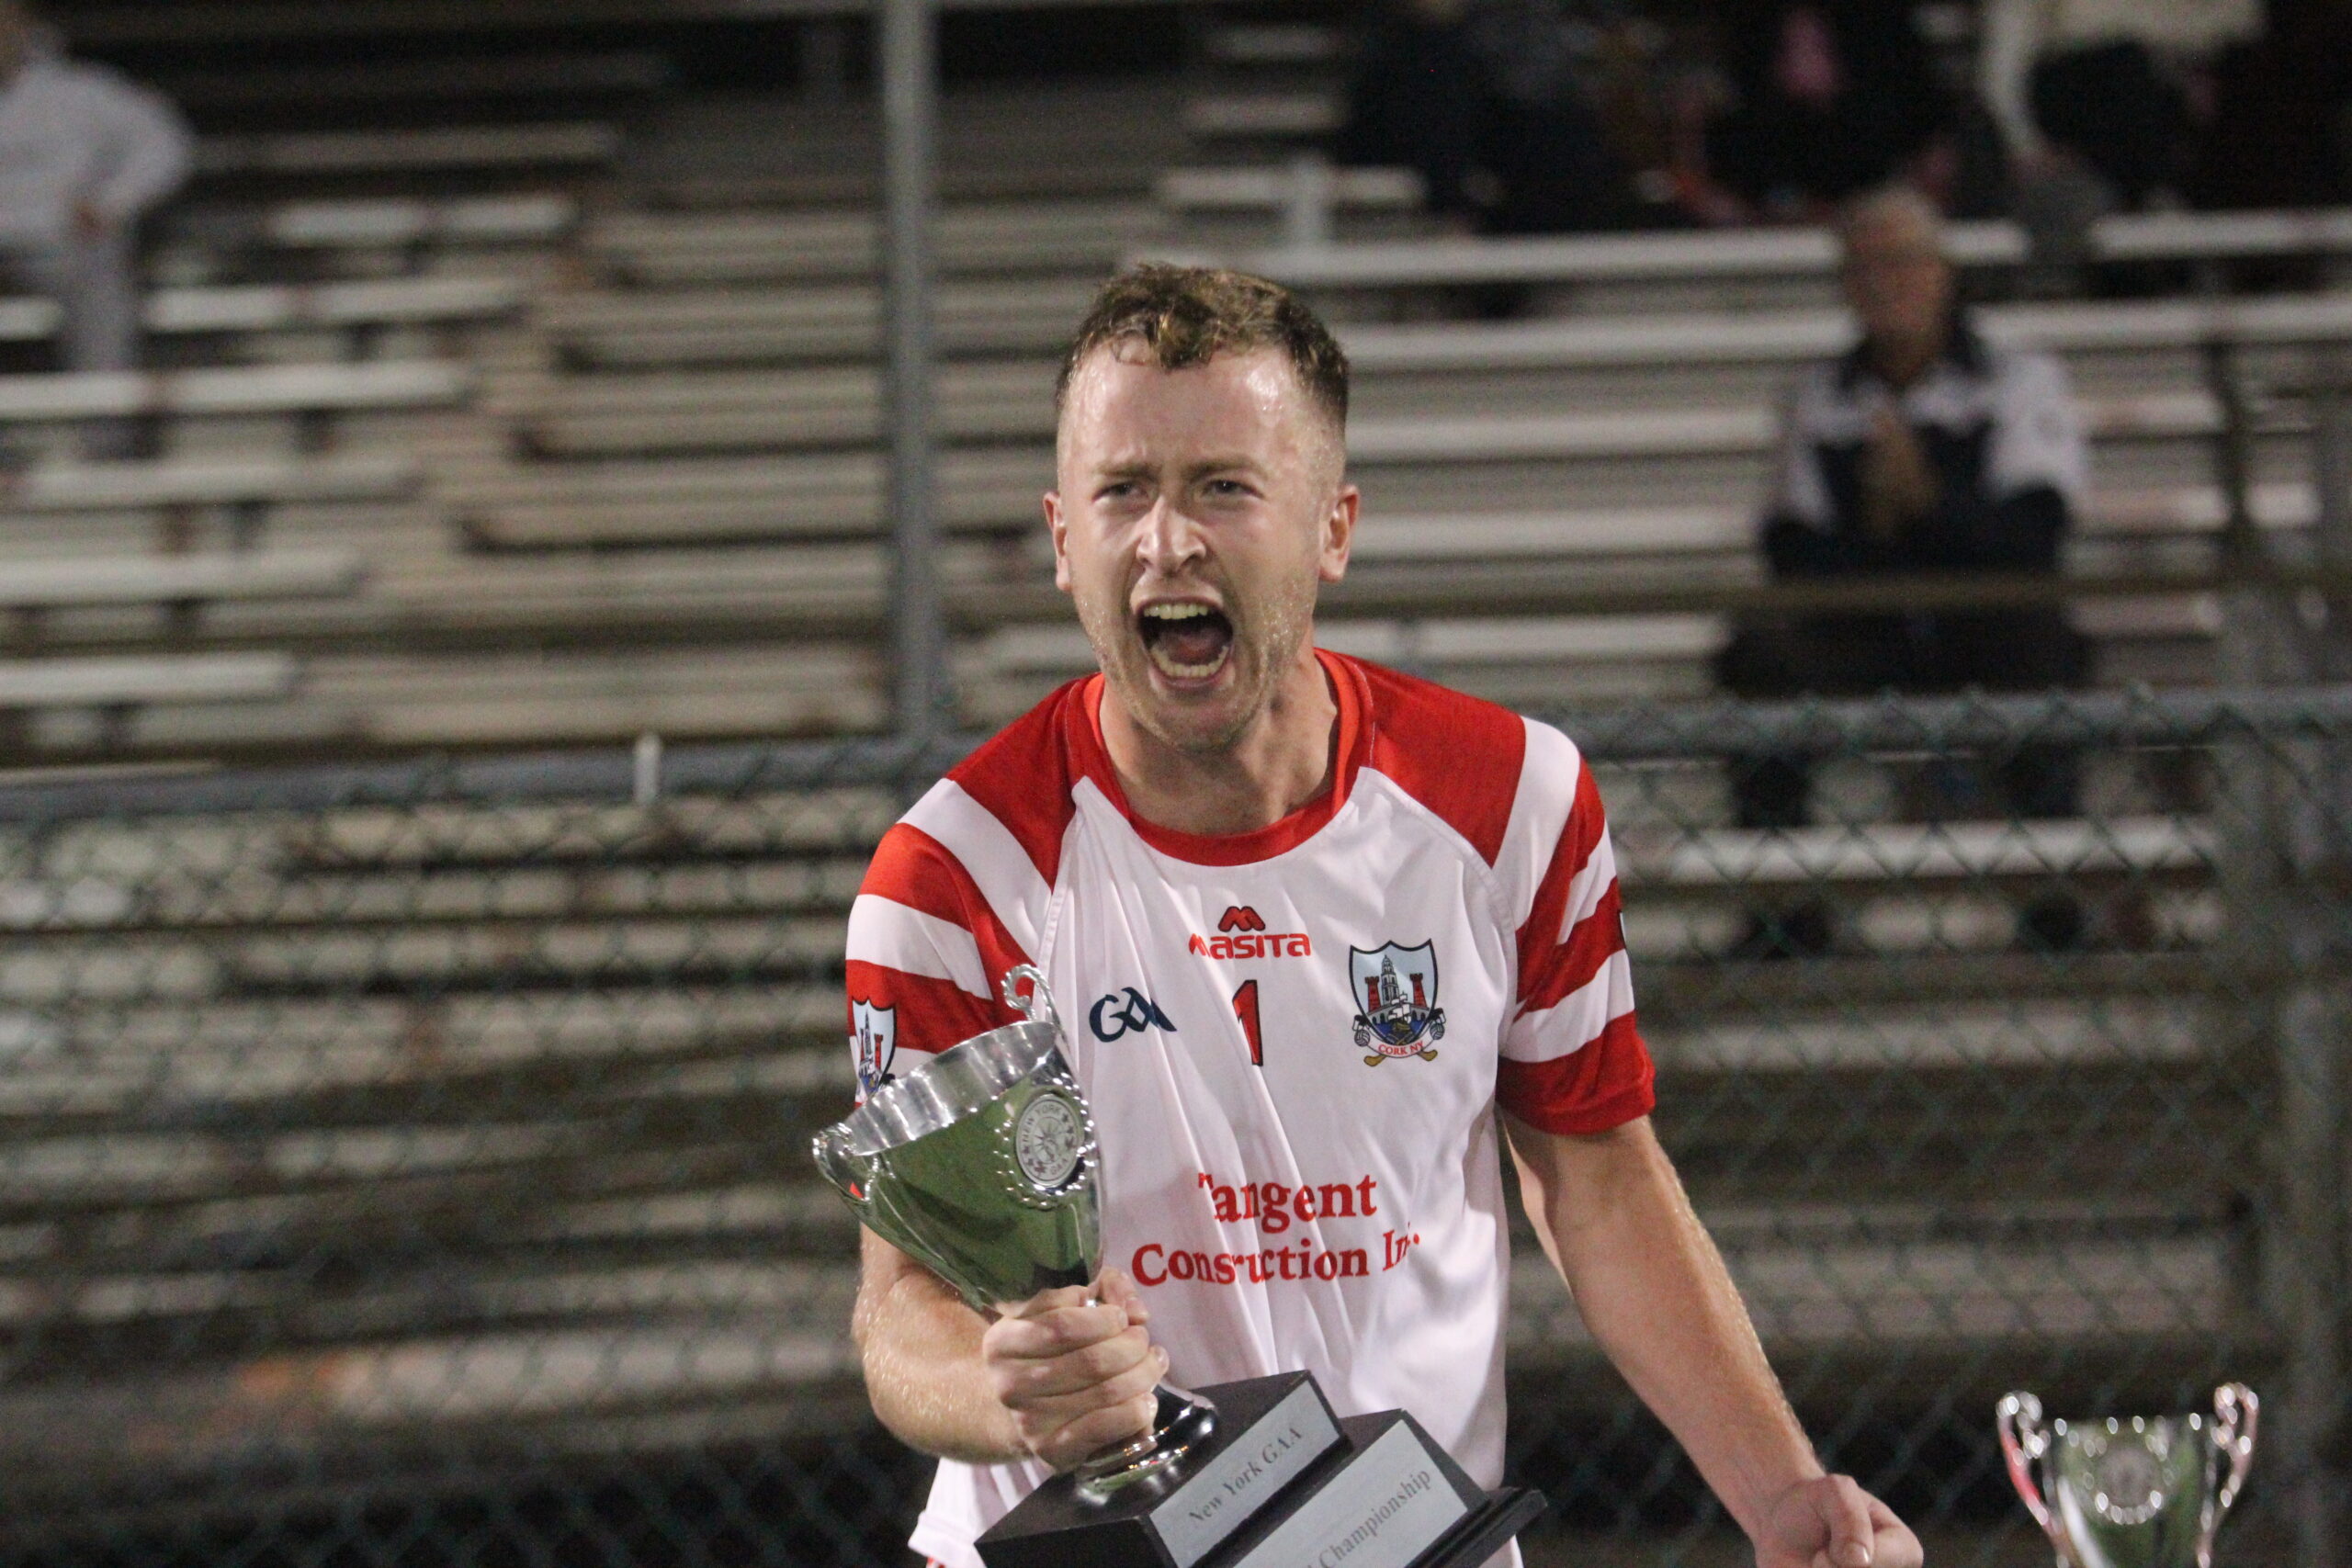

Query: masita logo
1190 905 1312 961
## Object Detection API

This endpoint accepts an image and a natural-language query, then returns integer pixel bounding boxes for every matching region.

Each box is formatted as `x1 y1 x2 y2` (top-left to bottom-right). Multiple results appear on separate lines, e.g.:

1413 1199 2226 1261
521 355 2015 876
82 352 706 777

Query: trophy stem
1073 1382 1218 1500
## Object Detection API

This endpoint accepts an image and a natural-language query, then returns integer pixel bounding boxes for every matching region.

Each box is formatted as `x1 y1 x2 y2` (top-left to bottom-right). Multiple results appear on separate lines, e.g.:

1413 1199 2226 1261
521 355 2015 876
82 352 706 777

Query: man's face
1046 344 1356 755
1841 215 1953 347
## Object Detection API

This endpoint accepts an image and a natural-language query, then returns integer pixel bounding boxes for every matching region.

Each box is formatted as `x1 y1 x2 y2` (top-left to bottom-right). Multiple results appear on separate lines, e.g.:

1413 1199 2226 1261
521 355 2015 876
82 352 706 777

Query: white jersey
844 652 1656 1568
0 51 191 246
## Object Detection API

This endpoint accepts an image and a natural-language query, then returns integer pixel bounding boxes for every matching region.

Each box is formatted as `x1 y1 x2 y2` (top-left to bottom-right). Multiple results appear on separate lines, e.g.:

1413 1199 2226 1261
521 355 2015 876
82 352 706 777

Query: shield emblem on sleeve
852 999 897 1099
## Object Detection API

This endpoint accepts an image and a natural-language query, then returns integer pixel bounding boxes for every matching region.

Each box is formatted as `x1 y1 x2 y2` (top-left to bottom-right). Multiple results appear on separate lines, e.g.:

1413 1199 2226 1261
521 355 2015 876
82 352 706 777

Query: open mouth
1136 602 1235 682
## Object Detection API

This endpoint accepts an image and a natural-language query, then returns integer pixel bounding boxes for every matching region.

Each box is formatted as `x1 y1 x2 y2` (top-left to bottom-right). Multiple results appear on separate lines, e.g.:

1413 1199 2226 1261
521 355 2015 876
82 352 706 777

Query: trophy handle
811 1126 877 1206
2208 1382 2258 1522
1998 1393 2075 1566
1002 964 1059 1032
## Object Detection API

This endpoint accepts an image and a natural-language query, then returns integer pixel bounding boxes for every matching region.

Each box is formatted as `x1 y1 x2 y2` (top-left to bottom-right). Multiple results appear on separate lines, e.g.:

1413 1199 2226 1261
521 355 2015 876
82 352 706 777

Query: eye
1204 478 1257 499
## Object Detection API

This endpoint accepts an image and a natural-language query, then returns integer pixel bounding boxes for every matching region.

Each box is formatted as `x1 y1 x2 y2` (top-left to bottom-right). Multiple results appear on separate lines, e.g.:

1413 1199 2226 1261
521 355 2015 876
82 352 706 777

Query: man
0 2 190 453
1339 0 1633 240
1700 0 1951 221
845 265 1923 1568
1718 184 2091 954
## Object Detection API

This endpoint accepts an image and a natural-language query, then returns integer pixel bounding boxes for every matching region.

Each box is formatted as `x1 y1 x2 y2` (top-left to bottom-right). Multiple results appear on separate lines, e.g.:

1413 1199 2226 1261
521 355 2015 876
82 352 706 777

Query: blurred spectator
0 0 190 451
1716 186 2091 954
1982 0 2258 240
1690 0 1951 223
1984 0 2257 208
2188 0 2352 212
1338 0 1634 237
2026 42 2191 211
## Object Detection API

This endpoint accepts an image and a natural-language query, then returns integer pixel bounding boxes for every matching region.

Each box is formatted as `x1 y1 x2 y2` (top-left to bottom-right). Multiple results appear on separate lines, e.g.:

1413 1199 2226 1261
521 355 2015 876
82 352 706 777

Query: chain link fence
0 688 2346 1567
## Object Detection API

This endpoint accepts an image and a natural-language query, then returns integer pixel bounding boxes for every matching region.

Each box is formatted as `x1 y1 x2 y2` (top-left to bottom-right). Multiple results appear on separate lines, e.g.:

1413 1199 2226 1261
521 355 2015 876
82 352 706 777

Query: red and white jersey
844 651 1655 1568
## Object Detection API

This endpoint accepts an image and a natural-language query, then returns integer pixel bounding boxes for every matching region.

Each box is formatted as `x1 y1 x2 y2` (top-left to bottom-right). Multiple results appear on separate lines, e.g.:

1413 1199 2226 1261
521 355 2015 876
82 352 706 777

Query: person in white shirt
0 1 190 452
843 264 1924 1568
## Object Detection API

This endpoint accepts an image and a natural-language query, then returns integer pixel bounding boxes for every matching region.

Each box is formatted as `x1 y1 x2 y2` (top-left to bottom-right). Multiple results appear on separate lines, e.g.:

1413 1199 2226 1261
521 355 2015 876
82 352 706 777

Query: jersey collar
1075 648 1371 866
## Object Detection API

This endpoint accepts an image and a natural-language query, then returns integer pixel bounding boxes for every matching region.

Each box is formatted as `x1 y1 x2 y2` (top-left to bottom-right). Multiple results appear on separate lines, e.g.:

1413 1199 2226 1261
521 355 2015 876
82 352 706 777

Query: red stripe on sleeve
1520 881 1627 1015
860 824 1033 991
850 825 1034 1060
944 680 1087 886
860 823 974 923
1359 661 1526 867
1496 1012 1656 1135
1515 759 1607 995
843 961 1009 1055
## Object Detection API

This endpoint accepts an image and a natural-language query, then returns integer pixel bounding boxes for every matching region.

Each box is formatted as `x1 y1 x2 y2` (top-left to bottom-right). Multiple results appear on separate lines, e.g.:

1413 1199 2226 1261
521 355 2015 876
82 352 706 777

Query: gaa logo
1090 987 1177 1042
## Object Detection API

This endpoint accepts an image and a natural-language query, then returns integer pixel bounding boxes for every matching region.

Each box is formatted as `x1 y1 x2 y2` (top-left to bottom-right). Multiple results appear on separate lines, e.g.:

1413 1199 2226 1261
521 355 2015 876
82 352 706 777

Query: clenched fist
981 1269 1168 1472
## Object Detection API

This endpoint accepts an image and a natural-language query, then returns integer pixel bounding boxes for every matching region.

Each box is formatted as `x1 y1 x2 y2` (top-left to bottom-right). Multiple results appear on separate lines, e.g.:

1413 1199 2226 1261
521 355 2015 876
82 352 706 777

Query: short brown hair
1056 265 1349 435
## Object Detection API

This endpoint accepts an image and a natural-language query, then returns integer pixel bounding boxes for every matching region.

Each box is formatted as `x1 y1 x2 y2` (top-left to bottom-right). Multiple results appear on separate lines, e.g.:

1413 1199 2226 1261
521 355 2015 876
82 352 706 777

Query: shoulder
1990 343 2074 405
878 678 1088 895
1781 358 1853 429
857 687 1083 959
40 58 144 100
1351 657 1542 866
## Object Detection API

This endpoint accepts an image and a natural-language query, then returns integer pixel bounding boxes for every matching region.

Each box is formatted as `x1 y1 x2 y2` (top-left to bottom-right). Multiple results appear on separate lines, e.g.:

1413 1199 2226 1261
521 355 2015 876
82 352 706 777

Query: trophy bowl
812 964 1214 1495
1996 1385 2256 1568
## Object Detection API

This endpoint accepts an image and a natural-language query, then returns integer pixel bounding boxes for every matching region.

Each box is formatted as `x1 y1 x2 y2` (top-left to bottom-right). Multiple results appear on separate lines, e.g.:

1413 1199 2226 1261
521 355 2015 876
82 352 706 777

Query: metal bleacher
0 6 2338 1562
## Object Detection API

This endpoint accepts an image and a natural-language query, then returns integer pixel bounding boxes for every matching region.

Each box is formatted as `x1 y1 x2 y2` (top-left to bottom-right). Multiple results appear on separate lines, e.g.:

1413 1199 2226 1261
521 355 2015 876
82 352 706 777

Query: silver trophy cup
1997 1385 2257 1568
812 964 1215 1495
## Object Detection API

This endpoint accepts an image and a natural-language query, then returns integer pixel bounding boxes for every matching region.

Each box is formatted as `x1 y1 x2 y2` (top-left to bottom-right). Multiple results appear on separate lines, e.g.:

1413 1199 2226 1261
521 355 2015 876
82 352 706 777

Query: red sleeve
1497 755 1655 1134
842 823 1031 1098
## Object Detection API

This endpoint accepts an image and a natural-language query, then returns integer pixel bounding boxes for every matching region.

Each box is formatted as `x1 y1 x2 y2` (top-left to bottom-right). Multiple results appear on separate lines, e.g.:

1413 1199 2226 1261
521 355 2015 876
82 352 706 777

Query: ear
1044 489 1073 594
1317 483 1360 584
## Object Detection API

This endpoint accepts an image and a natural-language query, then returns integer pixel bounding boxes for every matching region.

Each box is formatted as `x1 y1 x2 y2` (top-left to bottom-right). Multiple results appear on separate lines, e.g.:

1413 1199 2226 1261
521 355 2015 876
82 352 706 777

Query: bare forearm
851 1234 1025 1464
1510 1119 1818 1538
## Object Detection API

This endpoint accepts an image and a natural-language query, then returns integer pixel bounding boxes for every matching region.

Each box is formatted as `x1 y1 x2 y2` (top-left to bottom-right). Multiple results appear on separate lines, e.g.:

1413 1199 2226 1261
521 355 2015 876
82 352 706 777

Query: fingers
988 1316 1156 1402
1094 1268 1150 1325
1010 1344 1169 1472
1810 1475 1881 1568
985 1275 1149 1379
1864 1496 1924 1568
979 1277 1168 1473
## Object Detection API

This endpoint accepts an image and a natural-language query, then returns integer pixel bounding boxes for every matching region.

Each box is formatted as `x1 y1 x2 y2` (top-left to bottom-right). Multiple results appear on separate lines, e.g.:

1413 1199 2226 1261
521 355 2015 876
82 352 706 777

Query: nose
1136 495 1208 576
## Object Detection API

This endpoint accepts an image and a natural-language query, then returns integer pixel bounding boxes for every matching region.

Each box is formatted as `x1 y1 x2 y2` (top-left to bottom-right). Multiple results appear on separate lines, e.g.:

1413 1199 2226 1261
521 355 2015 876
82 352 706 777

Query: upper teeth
1143 604 1215 621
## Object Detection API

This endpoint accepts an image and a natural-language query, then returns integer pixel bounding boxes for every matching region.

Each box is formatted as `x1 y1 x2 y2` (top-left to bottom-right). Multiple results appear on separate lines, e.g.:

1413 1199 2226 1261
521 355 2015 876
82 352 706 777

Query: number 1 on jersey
1230 980 1264 1066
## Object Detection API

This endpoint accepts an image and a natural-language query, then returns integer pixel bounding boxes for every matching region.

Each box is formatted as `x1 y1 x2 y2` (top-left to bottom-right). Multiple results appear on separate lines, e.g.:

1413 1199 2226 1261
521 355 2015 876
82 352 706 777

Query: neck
1868 322 1948 390
1100 644 1338 838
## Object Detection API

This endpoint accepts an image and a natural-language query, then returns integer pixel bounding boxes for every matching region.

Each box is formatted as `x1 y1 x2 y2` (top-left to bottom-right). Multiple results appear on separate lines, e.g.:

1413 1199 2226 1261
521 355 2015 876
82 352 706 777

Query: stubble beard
1076 569 1319 759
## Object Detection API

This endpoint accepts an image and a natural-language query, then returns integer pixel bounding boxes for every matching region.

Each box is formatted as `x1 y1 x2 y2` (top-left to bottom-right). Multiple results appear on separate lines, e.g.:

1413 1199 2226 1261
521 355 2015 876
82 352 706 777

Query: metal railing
0 686 2345 1565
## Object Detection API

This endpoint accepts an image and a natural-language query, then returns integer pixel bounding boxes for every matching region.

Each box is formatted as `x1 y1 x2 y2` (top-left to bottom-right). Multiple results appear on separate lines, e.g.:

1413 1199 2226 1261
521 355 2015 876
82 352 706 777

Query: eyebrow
1088 454 1272 483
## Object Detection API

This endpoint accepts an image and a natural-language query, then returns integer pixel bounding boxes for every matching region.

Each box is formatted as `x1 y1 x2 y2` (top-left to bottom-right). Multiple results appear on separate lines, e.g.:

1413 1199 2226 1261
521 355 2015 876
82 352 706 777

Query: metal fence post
2235 339 2352 1567
881 0 948 745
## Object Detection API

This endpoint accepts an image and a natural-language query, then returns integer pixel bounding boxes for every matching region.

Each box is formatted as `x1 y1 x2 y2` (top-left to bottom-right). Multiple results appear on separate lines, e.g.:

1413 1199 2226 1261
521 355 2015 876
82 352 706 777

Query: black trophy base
977 1373 1546 1568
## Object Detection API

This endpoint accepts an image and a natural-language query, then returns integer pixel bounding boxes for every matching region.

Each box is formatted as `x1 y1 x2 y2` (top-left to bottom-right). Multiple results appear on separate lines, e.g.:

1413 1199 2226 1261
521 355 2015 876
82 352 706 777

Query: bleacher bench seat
0 362 469 423
0 653 296 708
265 194 579 249
198 124 623 178
1185 207 2352 289
0 278 523 344
0 550 363 613
0 454 418 514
